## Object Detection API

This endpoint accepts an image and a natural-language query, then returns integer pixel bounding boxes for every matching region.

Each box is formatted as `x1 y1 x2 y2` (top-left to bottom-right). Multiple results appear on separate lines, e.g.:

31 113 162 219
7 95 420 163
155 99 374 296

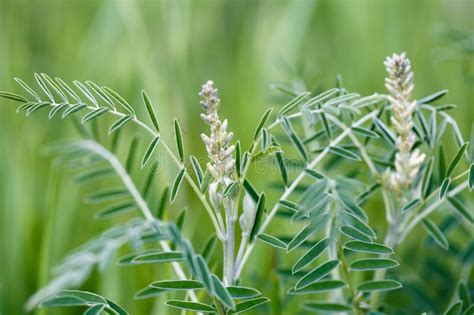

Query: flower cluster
199 80 235 185
384 53 425 194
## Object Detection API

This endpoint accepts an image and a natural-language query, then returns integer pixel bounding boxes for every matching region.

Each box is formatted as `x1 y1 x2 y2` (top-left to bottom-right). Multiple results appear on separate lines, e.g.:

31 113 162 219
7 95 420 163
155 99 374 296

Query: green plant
0 53 472 314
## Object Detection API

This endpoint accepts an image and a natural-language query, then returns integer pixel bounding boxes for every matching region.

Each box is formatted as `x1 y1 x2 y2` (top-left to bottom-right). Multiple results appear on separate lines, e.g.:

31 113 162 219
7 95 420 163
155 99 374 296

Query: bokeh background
0 0 473 314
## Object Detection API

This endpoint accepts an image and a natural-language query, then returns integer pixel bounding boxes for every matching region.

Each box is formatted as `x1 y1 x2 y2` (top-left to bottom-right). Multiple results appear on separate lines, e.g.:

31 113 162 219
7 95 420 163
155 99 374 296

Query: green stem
234 110 380 278
214 298 226 315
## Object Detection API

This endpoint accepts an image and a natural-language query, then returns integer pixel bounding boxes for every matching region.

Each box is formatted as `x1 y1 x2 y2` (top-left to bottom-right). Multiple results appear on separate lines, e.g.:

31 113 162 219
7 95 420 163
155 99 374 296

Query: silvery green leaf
319 110 332 139
292 238 330 273
174 118 184 161
56 290 107 304
151 280 204 290
340 211 376 239
329 146 361 161
287 214 330 252
278 200 301 212
304 168 325 179
235 140 241 177
105 299 128 315
287 280 346 295
340 226 371 243
227 286 261 299
26 102 49 115
278 91 310 116
447 142 469 177
422 157 434 198
373 117 396 145
34 73 55 102
73 80 98 107
417 89 448 104
350 258 399 271
295 260 339 290
85 188 128 204
304 88 339 108
165 300 216 313
134 287 165 300
132 251 185 264
81 107 109 124
271 135 288 186
40 296 85 308
190 155 204 184
95 201 135 219
16 102 35 113
439 177 451 199
281 116 308 160
85 81 115 110
108 115 133 134
84 304 105 315
357 280 402 292
231 297 269 314
303 302 352 312
41 73 67 102
141 91 160 132
422 219 449 250
200 171 212 193
102 86 135 115
352 126 379 138
194 255 212 290
252 146 282 162
402 198 420 213
336 191 367 221
249 193 266 243
448 197 473 224
222 182 238 198
211 275 235 309
170 168 185 203
254 108 273 140
14 78 40 101
49 103 69 119
257 233 287 249
55 77 82 102
74 167 114 183
141 136 160 168
343 241 393 254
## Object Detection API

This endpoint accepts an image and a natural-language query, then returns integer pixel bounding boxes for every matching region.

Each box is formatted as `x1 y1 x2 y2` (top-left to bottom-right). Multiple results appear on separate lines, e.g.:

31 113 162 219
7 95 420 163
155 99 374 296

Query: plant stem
214 298 226 315
224 214 236 285
48 101 225 239
234 110 379 278
76 140 200 305
369 224 397 311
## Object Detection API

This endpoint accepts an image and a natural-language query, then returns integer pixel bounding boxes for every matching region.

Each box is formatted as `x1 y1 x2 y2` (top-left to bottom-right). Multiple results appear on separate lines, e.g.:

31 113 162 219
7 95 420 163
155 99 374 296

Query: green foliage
0 48 472 315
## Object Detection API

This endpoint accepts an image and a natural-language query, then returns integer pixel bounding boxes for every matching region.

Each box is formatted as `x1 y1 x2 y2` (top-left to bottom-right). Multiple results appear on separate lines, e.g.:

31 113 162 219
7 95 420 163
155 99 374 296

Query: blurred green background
0 0 473 314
